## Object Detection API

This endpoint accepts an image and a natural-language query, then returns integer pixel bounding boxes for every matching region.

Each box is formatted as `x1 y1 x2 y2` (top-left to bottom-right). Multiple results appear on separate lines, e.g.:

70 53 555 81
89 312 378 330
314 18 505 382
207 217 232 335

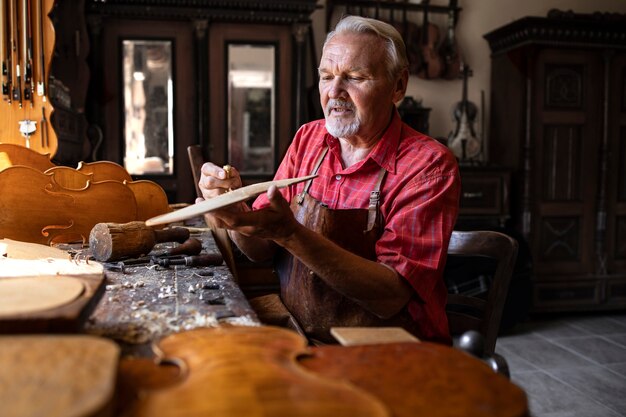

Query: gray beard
324 100 360 139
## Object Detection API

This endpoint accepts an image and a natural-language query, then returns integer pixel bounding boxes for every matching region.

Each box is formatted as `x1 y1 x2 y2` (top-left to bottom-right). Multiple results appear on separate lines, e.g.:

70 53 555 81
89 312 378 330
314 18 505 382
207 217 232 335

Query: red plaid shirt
253 110 460 343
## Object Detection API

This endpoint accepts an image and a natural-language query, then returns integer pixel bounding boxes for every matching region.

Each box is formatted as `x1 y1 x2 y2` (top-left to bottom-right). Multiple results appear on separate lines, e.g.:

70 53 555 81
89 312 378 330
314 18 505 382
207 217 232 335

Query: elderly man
198 16 460 344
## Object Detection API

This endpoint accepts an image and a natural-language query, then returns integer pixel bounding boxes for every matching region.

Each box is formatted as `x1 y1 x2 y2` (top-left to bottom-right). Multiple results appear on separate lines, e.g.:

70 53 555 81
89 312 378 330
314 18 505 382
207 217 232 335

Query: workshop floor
496 311 626 417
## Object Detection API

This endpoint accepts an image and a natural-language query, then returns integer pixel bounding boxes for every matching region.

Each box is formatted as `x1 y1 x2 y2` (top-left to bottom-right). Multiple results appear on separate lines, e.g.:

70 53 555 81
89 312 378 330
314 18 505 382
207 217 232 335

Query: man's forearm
275 224 413 318
228 230 276 262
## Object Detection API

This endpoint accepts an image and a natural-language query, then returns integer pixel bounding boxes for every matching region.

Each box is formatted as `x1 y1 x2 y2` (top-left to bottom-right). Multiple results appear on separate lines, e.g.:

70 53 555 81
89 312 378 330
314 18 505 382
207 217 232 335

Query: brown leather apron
275 147 421 343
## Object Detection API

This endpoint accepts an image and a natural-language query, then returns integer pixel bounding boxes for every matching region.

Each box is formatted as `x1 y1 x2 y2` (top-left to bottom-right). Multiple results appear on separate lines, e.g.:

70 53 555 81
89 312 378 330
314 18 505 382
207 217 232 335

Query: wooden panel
608 279 626 302
538 216 580 262
540 124 582 202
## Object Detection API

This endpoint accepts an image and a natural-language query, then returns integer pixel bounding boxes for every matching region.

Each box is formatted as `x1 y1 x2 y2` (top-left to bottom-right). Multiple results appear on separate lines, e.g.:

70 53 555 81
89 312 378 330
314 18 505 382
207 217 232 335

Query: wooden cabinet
85 0 318 203
484 11 626 312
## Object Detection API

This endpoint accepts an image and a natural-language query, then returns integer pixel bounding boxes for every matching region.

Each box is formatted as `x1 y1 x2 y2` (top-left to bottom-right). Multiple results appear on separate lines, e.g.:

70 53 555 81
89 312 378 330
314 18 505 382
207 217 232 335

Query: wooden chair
186 145 238 280
445 230 519 357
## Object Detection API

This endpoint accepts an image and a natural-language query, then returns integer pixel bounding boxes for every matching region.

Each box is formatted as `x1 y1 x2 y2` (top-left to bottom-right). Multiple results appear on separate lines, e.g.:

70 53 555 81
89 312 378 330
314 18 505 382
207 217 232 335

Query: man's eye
319 75 333 81
348 76 363 81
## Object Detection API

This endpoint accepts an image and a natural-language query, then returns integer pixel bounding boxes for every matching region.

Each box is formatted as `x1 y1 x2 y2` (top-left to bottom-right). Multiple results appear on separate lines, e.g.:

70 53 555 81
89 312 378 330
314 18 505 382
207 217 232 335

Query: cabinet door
531 49 604 277
100 19 196 204
208 23 293 183
607 52 626 274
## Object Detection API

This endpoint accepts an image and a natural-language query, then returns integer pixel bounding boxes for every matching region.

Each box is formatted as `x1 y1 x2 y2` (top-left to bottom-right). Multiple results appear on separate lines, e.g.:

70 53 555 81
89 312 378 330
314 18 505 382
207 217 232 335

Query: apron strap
365 167 387 233
297 146 329 205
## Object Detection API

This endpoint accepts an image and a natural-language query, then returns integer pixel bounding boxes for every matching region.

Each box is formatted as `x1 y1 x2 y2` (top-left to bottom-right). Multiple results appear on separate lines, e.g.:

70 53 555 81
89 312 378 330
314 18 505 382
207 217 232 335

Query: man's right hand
197 162 242 201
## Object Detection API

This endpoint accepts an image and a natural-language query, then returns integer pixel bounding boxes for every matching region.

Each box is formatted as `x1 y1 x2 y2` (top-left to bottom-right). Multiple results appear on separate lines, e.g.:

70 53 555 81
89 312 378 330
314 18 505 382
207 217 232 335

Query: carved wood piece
299 342 529 417
122 326 389 417
145 174 318 227
0 335 119 417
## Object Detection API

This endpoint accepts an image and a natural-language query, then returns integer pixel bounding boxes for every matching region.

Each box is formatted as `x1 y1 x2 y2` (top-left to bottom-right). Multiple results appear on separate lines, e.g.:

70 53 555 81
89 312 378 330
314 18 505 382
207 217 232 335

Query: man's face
319 32 405 143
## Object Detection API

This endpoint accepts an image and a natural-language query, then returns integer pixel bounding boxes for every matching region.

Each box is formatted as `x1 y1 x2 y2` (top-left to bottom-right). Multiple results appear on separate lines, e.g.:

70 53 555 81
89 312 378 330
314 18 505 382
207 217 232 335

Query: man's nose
327 77 347 99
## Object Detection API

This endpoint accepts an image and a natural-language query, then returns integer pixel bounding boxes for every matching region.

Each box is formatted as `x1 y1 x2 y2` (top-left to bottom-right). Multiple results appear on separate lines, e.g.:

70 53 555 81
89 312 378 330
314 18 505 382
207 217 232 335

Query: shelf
326 0 461 32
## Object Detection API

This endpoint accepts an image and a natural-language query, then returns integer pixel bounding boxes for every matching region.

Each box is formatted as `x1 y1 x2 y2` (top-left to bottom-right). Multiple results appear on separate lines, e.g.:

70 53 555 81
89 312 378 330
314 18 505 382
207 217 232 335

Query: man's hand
210 185 300 244
197 162 242 201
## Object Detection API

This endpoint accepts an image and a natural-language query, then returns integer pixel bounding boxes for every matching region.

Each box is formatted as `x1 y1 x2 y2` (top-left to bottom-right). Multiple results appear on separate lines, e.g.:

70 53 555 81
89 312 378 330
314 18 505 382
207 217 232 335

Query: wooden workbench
84 229 259 356
1 229 529 417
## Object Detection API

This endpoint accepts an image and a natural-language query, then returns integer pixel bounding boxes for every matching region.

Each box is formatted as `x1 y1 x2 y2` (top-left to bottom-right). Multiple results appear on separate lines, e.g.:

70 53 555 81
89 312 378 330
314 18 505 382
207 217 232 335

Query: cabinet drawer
533 281 602 311
459 175 508 216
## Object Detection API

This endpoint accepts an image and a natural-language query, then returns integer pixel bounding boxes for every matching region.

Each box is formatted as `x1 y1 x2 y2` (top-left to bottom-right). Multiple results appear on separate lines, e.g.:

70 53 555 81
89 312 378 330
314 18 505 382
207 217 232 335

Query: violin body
448 65 481 161
0 146 172 244
0 165 138 245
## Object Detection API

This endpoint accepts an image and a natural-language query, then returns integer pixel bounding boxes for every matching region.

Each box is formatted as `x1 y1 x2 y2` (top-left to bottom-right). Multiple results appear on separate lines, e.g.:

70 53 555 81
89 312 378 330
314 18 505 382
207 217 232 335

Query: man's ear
392 68 409 103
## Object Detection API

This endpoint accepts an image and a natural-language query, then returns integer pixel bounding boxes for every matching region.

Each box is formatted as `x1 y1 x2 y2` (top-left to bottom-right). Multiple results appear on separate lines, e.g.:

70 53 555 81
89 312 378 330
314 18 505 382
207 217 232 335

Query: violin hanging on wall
448 64 482 162
438 0 462 80
416 0 443 80
0 0 57 156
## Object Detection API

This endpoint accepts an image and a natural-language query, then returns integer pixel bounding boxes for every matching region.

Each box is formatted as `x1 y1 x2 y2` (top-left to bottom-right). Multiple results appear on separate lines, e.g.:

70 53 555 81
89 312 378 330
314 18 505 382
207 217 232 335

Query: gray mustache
326 100 355 115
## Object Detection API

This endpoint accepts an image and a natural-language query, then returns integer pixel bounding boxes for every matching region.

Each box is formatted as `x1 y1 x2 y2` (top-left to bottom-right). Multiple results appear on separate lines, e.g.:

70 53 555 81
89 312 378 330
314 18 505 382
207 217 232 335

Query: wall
312 0 626 157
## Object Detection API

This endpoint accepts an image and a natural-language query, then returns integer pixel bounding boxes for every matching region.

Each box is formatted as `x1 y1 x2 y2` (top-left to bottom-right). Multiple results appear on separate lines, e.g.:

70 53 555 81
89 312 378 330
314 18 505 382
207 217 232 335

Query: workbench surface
84 230 259 356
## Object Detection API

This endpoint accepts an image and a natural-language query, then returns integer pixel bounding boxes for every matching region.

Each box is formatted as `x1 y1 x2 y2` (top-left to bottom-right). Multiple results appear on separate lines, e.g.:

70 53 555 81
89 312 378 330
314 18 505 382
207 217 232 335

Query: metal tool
156 253 223 268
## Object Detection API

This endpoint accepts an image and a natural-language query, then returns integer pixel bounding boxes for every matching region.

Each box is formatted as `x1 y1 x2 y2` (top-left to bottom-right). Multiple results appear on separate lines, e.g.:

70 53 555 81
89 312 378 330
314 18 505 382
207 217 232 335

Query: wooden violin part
0 0 57 156
123 326 389 417
0 335 119 417
45 164 172 222
146 174 317 227
0 142 54 172
0 165 138 244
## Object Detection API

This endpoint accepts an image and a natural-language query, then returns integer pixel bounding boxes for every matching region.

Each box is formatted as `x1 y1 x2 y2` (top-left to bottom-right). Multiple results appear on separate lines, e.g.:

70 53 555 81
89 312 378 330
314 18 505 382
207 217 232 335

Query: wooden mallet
89 221 193 262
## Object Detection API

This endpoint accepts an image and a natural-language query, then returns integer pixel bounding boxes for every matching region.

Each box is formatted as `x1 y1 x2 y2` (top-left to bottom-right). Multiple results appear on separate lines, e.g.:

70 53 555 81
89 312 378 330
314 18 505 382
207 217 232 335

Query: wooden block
330 327 420 346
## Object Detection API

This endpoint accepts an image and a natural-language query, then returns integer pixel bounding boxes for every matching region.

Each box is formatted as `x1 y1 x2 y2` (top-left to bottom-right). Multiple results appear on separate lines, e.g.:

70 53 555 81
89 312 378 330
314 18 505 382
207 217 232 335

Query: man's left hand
210 185 300 244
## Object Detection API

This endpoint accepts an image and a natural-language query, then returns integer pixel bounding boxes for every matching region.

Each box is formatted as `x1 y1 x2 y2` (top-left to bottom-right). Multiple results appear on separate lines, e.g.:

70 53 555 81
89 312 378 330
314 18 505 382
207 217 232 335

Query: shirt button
335 174 341 181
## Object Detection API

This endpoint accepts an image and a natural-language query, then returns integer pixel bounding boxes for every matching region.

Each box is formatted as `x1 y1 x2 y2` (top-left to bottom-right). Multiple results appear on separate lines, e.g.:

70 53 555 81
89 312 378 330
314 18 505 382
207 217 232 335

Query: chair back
186 145 239 280
445 230 518 355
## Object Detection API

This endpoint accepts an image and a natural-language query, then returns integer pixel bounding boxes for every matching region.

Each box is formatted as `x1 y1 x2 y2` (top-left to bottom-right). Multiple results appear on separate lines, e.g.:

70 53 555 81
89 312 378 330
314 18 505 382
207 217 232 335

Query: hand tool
156 253 224 268
151 237 203 258
89 221 190 262
145 174 318 227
